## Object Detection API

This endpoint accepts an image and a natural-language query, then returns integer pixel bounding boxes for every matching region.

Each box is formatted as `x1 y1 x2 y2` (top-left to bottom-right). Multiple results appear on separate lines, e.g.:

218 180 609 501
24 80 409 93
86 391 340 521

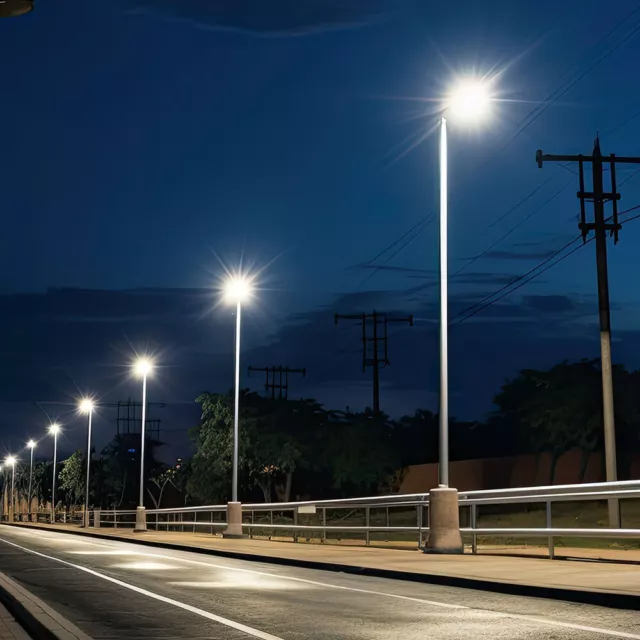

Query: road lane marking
3 533 640 639
0 538 284 640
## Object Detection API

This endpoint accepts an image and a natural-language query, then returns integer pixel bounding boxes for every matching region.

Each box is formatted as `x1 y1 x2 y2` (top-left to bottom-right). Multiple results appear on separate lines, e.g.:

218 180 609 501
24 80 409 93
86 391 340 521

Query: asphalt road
0 526 638 640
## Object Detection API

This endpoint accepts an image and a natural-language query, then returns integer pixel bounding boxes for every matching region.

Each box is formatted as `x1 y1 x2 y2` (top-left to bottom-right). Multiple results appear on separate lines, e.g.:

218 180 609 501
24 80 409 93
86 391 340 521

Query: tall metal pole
84 410 93 527
28 447 34 520
51 432 57 522
232 300 242 503
139 375 148 508
438 116 449 487
10 464 15 522
592 140 619 527
0 467 4 520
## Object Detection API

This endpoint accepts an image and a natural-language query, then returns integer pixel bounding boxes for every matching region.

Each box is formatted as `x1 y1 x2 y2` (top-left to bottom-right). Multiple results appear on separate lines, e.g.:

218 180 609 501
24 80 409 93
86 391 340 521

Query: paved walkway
0 604 29 640
5 522 640 601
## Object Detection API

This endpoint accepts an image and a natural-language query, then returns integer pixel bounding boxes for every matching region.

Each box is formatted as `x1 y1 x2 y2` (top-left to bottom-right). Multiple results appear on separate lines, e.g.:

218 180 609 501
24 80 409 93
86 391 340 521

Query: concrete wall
399 449 640 493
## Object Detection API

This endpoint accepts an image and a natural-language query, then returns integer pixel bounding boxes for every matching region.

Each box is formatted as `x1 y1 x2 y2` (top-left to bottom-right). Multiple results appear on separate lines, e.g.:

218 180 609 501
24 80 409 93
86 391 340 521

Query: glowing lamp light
4 455 16 466
27 439 36 449
224 276 253 304
48 423 61 436
447 79 492 122
134 358 153 378
79 398 94 414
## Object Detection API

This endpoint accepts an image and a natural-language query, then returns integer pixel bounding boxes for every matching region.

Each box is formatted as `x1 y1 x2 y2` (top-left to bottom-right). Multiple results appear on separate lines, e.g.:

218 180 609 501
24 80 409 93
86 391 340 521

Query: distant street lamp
133 358 153 532
48 423 61 522
4 456 16 522
427 78 493 554
222 275 253 538
0 0 34 18
79 399 94 528
27 439 36 520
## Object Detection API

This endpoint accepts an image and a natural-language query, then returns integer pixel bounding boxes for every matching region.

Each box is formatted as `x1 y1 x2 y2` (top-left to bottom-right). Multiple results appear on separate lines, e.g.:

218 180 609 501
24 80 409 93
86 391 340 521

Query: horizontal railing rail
5 479 639 559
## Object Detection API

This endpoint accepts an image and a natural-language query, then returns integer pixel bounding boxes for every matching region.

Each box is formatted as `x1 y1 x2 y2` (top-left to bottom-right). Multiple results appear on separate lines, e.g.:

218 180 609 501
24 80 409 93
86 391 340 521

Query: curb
0 570 92 640
2 522 639 611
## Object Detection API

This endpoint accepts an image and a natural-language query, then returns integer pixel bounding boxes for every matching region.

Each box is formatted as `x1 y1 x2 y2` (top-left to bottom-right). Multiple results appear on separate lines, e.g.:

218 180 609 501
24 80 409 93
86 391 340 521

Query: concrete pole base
134 506 147 532
424 486 463 554
222 501 244 538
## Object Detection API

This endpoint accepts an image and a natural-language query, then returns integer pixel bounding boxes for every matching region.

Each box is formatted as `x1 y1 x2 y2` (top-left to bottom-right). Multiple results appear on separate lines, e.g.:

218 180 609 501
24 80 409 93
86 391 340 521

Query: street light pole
27 440 36 521
133 359 153 532
0 466 4 520
79 400 94 528
232 299 241 504
426 78 492 554
438 116 449 488
222 274 253 538
49 424 60 523
4 457 16 522
11 463 15 521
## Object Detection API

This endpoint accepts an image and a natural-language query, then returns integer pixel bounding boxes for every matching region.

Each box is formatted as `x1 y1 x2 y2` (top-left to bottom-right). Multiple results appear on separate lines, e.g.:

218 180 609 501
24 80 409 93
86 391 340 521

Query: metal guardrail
139 480 640 558
5 480 639 559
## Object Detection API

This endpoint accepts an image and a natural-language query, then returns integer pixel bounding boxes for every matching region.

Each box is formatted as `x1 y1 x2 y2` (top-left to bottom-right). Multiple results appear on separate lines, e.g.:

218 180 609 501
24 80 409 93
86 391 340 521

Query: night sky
2 0 640 460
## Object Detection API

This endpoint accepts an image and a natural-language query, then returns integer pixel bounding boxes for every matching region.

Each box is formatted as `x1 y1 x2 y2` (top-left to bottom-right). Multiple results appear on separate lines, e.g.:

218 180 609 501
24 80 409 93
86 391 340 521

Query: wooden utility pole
248 366 306 400
335 310 413 415
537 137 640 527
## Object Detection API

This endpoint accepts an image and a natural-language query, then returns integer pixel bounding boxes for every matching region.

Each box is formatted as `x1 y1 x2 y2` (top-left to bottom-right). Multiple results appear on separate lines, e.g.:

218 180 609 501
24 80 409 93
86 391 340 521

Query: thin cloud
125 0 395 37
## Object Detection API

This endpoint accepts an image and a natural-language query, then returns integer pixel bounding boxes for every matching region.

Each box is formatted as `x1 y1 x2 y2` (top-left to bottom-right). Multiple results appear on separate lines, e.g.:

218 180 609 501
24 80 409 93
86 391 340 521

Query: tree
147 466 176 510
493 360 604 482
188 391 260 504
319 409 401 496
101 435 164 508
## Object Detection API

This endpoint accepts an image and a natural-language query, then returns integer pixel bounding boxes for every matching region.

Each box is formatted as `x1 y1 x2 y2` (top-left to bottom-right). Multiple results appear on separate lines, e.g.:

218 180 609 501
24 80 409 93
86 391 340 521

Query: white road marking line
87 543 640 639
0 538 283 640
3 532 640 639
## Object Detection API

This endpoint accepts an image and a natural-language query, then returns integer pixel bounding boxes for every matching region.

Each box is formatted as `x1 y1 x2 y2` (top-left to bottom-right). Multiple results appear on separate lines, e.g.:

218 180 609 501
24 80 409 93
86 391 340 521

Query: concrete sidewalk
3 522 639 608
0 604 28 640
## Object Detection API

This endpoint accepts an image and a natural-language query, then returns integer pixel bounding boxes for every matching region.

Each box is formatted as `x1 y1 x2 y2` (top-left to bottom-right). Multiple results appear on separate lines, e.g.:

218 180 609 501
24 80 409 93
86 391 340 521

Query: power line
452 201 640 325
451 235 582 324
359 6 640 279
452 181 572 281
452 240 589 325
503 6 640 144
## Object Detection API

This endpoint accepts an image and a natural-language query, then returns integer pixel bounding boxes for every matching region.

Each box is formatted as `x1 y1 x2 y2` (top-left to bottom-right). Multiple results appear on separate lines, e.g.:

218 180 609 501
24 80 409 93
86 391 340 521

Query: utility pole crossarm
248 365 306 400
335 310 413 414
536 150 640 168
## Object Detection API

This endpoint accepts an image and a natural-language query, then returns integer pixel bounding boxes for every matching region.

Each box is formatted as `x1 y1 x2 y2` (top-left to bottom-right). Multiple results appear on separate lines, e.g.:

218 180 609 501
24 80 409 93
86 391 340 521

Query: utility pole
335 310 413 415
248 366 306 400
537 137 640 527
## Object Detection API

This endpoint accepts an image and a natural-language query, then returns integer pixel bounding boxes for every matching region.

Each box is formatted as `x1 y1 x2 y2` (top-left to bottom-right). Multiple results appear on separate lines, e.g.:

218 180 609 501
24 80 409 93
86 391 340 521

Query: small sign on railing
298 505 316 515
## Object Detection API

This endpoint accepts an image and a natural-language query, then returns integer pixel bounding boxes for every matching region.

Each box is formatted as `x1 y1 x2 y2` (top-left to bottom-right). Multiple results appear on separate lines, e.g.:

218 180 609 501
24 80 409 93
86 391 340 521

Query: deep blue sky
2 0 640 460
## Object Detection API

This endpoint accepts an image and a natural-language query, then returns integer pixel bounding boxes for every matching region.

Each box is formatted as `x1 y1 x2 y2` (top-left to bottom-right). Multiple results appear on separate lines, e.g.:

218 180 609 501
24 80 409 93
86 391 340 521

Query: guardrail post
417 504 423 548
322 507 326 544
93 509 101 529
114 507 117 529
270 509 274 540
546 500 554 559
193 511 197 534
365 507 370 546
293 508 298 543
385 506 390 542
471 504 477 554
